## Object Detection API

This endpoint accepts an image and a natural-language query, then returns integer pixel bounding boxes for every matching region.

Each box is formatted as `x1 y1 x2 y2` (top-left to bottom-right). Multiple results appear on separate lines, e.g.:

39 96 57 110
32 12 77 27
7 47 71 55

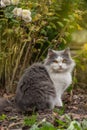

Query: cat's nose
59 65 62 69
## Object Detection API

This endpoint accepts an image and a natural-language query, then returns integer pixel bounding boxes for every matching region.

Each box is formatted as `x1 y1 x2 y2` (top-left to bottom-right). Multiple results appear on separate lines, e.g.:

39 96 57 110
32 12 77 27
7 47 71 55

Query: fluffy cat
15 48 75 111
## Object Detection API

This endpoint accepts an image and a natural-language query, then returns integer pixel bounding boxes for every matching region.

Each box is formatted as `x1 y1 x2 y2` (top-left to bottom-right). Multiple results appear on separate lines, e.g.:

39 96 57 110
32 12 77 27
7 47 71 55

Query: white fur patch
44 50 75 107
57 56 63 62
45 64 73 107
50 72 72 106
50 56 67 72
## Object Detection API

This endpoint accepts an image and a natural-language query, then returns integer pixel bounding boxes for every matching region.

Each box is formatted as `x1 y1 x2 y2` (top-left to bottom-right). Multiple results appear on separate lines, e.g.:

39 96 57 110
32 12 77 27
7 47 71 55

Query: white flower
22 15 32 23
22 9 32 23
1 0 6 7
13 7 22 17
13 8 32 23
2 0 11 6
11 0 19 5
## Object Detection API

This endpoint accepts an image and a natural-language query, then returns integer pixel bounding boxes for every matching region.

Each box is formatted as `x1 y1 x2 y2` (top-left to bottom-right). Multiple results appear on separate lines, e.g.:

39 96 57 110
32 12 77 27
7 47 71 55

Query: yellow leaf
33 14 41 21
47 12 54 16
74 13 79 18
43 6 48 14
74 13 82 20
77 24 83 30
83 43 87 50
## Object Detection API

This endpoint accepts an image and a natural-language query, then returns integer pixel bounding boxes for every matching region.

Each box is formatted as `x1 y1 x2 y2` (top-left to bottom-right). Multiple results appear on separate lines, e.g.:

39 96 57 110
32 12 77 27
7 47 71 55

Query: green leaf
0 114 7 121
67 121 82 130
30 124 39 130
11 19 19 24
54 107 65 115
63 18 70 22
68 15 75 21
24 115 37 126
67 85 73 92
50 22 57 29
81 119 87 130
40 29 47 35
57 22 64 27
40 122 57 130
5 12 14 18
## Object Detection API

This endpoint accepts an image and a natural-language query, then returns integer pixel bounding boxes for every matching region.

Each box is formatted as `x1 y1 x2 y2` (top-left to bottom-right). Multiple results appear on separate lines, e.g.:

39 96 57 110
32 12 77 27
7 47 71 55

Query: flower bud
1 0 6 7
22 9 32 23
2 0 11 6
13 7 22 17
11 0 19 5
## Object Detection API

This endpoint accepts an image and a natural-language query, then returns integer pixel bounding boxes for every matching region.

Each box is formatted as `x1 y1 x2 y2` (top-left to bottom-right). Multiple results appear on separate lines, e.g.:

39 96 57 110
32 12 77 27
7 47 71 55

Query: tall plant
0 0 85 92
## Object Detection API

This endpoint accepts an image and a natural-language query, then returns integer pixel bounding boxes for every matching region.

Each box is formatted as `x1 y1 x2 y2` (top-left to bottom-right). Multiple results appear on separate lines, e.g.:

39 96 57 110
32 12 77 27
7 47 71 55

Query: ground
0 87 87 129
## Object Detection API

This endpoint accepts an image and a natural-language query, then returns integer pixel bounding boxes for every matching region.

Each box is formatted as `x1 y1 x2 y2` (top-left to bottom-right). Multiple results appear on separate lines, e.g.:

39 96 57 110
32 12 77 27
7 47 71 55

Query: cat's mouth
53 68 64 73
58 68 63 72
58 66 63 71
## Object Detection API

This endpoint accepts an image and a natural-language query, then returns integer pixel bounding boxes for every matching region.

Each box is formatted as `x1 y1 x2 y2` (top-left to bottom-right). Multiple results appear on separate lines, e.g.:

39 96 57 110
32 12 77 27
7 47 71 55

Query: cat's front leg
55 98 63 107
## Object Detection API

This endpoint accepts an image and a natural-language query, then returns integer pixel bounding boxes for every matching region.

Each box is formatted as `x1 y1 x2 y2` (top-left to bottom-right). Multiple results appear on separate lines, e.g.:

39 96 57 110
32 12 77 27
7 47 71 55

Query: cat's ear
48 49 55 57
64 47 70 56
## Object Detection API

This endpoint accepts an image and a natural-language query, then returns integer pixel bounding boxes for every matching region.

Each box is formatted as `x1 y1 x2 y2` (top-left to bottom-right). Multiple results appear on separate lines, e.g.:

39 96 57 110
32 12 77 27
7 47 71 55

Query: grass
0 114 7 121
0 108 87 130
23 112 87 130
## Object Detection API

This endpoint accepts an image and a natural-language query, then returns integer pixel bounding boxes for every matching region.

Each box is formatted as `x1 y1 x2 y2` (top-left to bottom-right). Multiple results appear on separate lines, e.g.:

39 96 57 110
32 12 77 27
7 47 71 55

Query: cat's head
44 48 75 73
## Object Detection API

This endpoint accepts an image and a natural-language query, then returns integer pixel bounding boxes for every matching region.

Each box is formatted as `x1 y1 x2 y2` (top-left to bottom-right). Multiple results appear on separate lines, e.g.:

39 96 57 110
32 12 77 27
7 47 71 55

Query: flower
13 7 22 17
11 0 19 5
12 8 32 23
2 0 11 6
22 9 32 23
22 15 32 23
1 0 6 7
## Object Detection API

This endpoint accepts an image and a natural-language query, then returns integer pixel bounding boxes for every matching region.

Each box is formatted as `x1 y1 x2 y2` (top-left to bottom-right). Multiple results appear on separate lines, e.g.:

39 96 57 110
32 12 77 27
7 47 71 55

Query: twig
8 121 23 129
70 68 76 101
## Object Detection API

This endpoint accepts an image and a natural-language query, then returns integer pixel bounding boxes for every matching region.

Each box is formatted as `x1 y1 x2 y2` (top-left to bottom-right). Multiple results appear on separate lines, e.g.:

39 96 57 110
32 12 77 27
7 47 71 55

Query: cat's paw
56 100 63 107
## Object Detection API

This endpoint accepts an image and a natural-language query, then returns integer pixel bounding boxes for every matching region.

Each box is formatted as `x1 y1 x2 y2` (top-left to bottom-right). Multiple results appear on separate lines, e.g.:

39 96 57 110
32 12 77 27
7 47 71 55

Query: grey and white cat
15 48 75 111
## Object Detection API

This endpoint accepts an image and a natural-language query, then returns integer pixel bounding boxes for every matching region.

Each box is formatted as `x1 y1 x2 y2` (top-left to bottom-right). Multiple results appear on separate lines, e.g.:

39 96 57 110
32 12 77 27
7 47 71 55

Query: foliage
23 114 87 130
0 0 87 91
24 115 37 126
67 121 82 130
81 119 87 130
0 114 7 121
54 107 65 116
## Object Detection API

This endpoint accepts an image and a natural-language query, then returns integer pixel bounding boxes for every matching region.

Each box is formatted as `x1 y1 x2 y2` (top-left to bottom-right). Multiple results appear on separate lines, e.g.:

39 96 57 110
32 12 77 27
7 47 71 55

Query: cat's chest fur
50 72 72 95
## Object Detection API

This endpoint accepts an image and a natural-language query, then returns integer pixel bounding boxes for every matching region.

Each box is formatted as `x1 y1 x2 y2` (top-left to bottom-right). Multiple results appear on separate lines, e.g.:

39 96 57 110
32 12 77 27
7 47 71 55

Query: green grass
0 114 7 121
23 114 87 130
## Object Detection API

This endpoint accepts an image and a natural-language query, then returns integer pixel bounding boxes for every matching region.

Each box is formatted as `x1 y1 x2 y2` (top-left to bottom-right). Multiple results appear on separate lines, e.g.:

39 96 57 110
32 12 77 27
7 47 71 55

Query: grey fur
44 48 74 72
0 98 11 113
15 48 75 111
15 63 56 111
46 49 72 65
0 48 75 112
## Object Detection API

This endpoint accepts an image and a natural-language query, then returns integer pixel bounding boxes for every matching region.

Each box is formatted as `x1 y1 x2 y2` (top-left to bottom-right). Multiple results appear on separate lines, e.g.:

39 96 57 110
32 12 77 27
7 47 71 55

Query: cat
15 48 75 111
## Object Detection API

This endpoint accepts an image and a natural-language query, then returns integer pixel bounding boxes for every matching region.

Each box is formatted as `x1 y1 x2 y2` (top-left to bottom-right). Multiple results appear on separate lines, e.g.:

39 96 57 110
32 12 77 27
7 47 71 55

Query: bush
0 0 87 92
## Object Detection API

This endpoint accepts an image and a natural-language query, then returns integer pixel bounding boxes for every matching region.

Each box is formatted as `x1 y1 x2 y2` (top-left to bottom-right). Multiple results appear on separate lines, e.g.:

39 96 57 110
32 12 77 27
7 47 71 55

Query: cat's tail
0 97 13 114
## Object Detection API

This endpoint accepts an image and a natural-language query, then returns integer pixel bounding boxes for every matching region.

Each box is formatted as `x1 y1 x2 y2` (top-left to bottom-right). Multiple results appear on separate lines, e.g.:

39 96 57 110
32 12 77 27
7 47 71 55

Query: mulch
0 87 87 129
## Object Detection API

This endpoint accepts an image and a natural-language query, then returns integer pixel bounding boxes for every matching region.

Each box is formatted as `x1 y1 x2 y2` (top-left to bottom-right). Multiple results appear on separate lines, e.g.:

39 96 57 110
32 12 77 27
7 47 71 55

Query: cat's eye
53 60 58 63
62 59 67 63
